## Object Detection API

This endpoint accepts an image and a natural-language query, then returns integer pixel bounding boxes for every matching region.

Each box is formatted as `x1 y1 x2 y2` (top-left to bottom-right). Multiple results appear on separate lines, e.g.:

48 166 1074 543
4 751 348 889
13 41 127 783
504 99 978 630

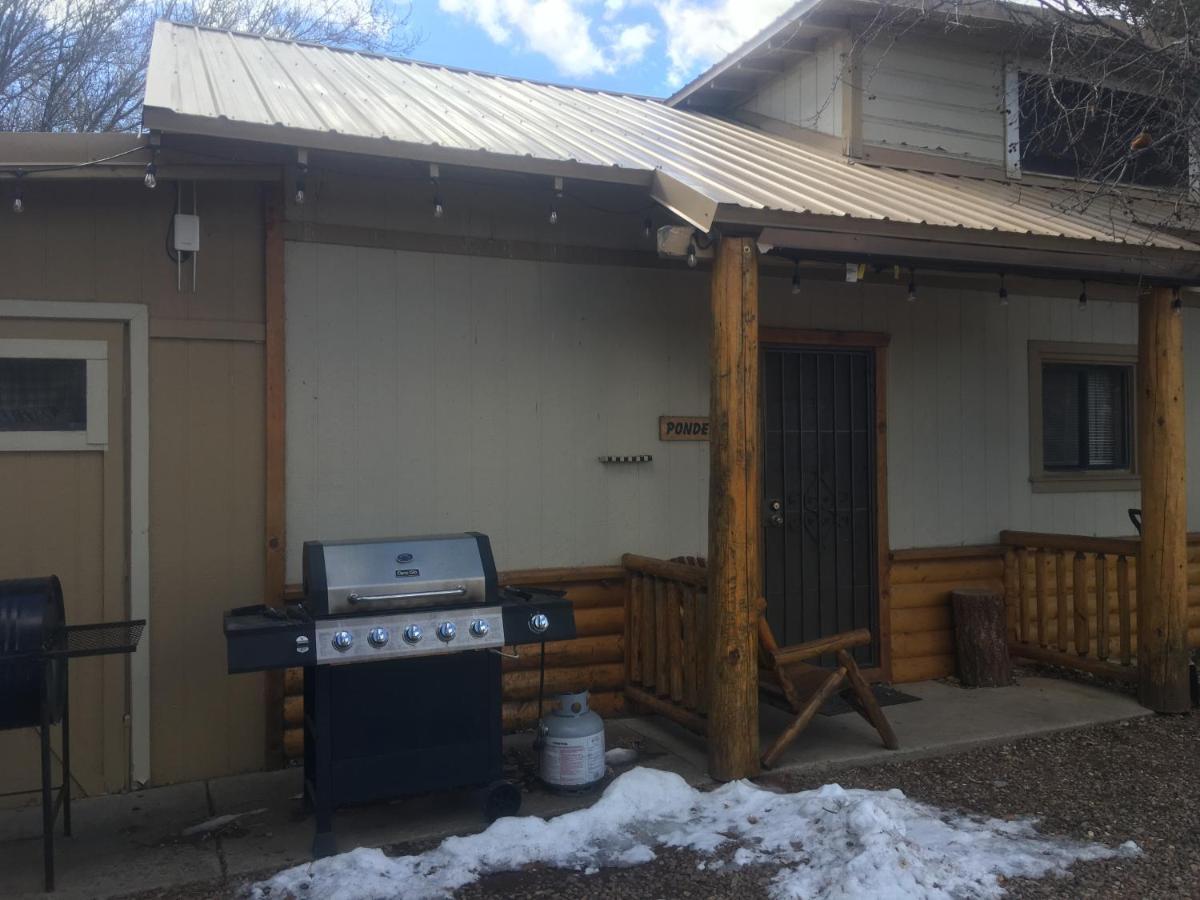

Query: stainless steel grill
222 531 576 858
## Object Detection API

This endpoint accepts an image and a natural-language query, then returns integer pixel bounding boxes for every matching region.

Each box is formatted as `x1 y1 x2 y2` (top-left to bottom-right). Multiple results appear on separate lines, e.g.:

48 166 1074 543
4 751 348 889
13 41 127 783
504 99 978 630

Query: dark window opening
0 358 87 432
1042 363 1131 472
1017 71 1189 188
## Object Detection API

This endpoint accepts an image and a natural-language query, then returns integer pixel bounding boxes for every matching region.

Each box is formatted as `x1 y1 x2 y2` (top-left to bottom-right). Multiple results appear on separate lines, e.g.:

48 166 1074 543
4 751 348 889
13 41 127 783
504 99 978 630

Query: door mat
819 685 921 717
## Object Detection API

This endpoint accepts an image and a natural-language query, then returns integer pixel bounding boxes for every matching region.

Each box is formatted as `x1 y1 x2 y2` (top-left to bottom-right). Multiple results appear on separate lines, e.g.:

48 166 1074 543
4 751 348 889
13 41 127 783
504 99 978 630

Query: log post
706 236 761 780
1137 285 1190 713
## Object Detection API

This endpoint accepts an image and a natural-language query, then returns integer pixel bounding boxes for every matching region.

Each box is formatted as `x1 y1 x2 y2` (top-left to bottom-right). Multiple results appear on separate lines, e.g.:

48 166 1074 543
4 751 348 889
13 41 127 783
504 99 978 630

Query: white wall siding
740 38 844 136
286 241 1200 573
860 37 1005 164
285 243 711 580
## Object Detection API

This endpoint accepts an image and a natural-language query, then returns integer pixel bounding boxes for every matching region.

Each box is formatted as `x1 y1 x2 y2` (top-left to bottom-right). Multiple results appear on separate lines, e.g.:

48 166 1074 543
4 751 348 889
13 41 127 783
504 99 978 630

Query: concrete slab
764 674 1151 774
0 677 1149 899
0 779 220 899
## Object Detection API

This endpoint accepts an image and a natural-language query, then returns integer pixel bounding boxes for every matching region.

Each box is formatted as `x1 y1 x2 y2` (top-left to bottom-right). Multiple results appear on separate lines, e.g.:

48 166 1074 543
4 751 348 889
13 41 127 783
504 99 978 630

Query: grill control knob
331 630 353 652
367 627 389 648
437 621 457 643
402 624 423 644
469 619 490 638
528 613 550 635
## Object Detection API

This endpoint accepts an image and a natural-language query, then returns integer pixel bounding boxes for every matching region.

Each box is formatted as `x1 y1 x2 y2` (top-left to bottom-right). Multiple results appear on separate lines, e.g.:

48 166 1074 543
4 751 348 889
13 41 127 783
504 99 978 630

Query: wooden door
0 317 129 800
762 345 879 665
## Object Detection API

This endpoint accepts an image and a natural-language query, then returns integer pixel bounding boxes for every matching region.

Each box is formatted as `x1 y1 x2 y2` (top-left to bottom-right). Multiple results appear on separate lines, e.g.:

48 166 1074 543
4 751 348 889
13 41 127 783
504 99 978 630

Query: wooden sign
659 416 710 441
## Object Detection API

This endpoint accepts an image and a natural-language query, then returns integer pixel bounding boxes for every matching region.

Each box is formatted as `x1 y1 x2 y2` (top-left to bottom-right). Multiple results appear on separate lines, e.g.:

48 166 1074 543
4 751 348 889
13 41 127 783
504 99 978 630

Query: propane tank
539 691 606 791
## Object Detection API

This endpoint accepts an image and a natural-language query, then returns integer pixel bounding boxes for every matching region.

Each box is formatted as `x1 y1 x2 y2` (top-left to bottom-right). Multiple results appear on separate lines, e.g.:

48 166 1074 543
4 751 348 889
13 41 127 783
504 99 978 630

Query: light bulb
791 261 801 295
548 207 558 225
12 191 23 214
686 241 697 269
998 274 1008 306
643 218 652 239
433 197 444 218
143 162 157 189
906 282 916 302
295 165 307 205
1078 281 1088 310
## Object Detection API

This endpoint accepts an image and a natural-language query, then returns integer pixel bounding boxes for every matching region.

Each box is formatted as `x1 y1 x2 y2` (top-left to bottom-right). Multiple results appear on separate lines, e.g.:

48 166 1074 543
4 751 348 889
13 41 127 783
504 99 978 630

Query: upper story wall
860 36 1005 166
735 30 1008 170
738 36 845 138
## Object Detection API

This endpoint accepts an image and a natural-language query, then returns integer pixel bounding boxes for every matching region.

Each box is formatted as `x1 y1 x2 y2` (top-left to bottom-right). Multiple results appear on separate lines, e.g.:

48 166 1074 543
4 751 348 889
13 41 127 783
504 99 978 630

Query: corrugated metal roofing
143 22 1198 252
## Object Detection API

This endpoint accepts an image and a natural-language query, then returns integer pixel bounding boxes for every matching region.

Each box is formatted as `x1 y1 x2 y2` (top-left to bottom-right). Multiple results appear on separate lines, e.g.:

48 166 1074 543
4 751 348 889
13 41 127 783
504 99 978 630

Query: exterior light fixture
549 176 563 225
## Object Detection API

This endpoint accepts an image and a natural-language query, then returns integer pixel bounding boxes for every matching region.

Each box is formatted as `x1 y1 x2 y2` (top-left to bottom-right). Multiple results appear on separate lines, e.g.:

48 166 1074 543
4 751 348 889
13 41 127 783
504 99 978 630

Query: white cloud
439 0 658 77
654 0 795 88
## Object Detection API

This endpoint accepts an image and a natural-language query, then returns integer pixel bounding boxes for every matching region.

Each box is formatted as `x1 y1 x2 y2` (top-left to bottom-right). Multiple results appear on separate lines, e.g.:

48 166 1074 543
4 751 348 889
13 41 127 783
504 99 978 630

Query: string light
294 164 307 205
1172 286 1183 315
791 259 802 295
1078 280 1089 311
143 150 158 190
643 218 653 239
998 273 1008 306
549 176 563 225
12 173 23 214
430 163 443 218
906 268 917 302
686 239 697 269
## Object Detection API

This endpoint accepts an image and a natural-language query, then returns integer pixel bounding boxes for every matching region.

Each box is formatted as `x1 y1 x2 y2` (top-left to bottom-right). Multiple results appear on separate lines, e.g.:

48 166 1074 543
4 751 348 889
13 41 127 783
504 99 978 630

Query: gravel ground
121 709 1200 900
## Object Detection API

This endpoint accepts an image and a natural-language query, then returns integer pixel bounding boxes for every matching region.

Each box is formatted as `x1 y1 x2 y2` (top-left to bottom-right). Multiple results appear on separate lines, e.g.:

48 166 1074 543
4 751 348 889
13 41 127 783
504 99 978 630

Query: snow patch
250 768 1137 900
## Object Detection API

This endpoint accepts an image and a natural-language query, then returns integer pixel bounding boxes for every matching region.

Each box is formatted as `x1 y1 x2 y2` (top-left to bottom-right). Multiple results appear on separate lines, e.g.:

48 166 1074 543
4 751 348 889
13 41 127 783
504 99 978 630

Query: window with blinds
1042 363 1130 471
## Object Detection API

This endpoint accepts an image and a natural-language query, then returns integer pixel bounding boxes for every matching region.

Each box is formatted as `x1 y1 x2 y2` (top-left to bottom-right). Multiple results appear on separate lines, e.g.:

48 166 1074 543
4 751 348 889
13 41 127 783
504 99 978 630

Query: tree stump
951 588 1012 687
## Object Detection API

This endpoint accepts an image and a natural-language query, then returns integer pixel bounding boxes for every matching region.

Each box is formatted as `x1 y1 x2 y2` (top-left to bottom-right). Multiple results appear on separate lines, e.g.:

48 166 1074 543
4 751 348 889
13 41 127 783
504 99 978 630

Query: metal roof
143 22 1198 253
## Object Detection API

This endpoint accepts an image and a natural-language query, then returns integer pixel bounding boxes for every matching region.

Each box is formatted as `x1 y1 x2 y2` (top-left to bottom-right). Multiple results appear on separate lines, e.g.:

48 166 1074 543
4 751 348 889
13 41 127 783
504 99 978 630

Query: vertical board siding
0 179 268 788
285 243 711 580
739 37 844 136
289 245 1200 576
760 280 1200 548
860 38 1005 163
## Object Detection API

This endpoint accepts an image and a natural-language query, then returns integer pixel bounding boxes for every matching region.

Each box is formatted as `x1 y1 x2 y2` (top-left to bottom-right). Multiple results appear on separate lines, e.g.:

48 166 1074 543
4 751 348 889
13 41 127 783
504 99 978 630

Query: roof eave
719 206 1200 285
142 107 655 189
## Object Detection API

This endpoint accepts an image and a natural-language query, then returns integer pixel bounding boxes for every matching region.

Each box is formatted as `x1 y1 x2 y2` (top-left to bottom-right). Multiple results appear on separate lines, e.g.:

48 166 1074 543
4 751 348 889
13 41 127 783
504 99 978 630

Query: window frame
0 338 108 451
1028 340 1138 493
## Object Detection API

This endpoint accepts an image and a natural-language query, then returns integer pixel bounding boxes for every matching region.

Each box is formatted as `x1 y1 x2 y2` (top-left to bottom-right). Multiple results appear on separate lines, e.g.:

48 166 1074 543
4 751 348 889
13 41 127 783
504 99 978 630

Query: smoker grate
44 620 145 659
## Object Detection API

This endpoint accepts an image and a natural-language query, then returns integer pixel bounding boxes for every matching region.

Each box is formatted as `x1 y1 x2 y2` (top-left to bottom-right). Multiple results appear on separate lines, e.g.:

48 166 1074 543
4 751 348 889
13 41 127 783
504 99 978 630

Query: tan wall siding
860 37 1005 164
739 37 844 136
0 179 267 785
149 339 265 782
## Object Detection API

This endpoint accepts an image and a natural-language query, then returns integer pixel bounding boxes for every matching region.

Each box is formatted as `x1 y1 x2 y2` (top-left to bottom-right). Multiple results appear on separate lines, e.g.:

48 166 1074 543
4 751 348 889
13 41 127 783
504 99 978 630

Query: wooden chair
757 620 899 768
665 557 898 768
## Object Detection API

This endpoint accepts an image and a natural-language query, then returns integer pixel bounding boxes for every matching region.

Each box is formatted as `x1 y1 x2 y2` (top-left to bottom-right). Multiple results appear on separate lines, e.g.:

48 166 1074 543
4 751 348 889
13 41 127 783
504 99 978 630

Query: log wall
888 546 1007 682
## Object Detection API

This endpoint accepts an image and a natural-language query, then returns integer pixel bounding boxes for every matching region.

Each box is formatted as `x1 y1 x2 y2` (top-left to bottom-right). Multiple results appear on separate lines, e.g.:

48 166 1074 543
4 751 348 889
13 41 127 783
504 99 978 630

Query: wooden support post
1137 285 1190 712
706 236 761 781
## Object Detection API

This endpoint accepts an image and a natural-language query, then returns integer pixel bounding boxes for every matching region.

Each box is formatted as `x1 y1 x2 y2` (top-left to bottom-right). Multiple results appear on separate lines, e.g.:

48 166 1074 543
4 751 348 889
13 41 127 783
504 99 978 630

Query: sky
404 0 799 97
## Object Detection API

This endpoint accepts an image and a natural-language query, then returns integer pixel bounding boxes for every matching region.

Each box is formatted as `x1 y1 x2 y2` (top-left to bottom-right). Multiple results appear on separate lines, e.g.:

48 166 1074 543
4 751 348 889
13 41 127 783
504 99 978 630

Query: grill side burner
222 532 576 858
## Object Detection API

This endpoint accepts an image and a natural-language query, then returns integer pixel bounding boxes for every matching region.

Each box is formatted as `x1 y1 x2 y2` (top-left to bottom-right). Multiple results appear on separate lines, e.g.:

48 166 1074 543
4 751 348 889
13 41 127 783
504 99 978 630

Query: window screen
0 358 87 432
1042 363 1130 471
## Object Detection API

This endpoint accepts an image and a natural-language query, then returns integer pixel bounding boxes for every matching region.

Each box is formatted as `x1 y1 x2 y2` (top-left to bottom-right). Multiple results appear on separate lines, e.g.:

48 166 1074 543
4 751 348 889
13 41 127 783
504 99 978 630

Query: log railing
622 553 710 734
999 531 1138 681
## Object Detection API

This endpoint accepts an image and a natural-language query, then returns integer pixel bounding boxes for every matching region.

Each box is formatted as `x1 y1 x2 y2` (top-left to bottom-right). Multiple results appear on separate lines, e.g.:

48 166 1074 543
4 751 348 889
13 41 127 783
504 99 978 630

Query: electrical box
173 214 201 253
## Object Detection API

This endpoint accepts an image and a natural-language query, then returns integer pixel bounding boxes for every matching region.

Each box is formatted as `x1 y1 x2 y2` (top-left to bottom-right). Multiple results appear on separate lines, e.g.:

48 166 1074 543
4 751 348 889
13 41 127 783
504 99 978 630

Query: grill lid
302 533 498 616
